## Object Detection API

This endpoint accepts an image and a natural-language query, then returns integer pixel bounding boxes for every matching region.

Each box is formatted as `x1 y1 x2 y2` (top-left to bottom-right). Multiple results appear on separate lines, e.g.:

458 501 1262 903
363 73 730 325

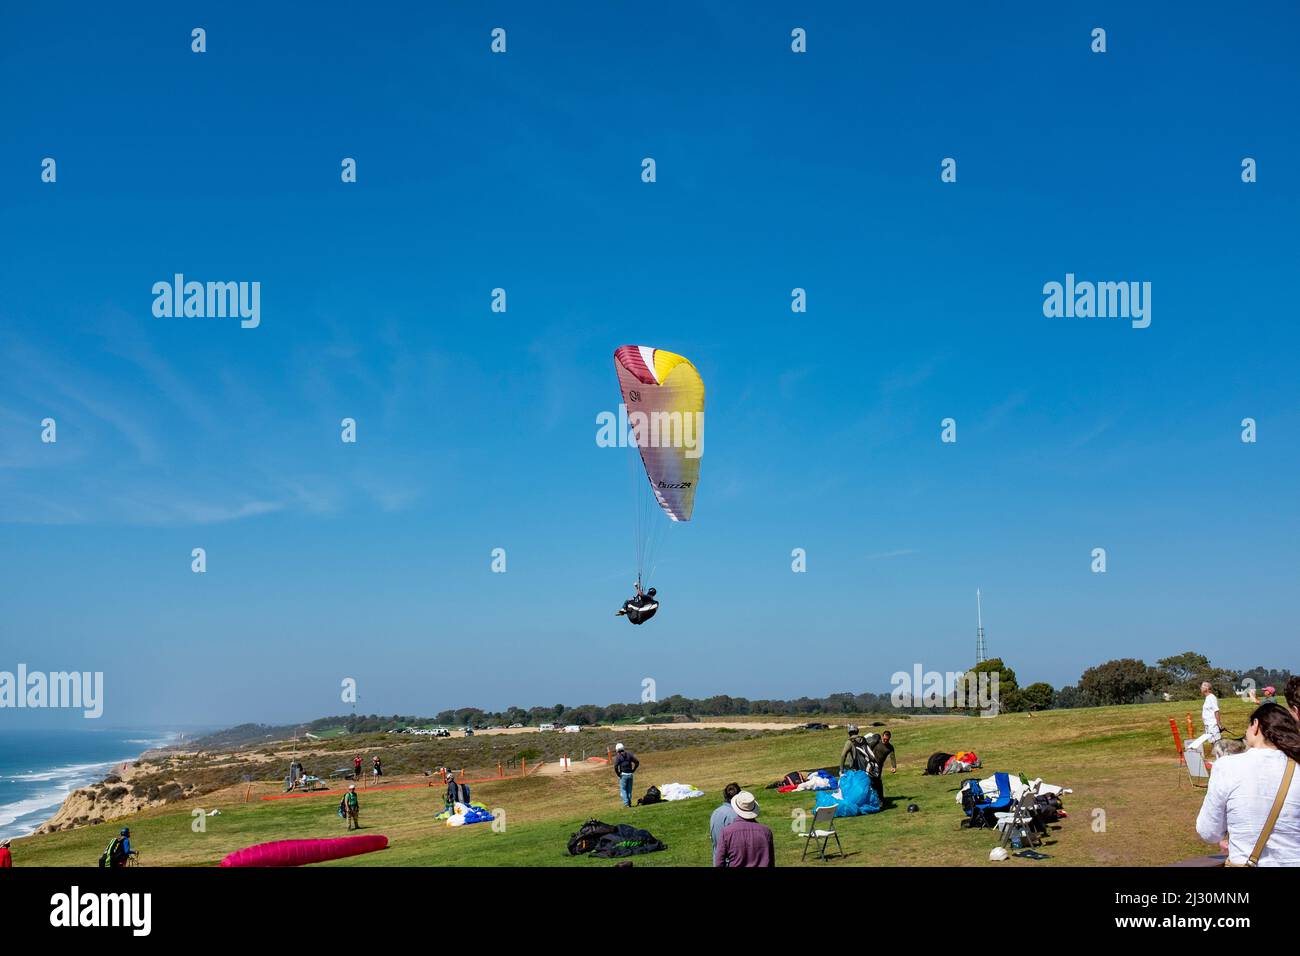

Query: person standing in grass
353 755 362 780
613 743 639 808
869 730 898 804
877 731 898 774
714 792 774 867
343 784 360 830
0 838 12 867
1185 682 1224 755
100 827 136 867
445 771 469 809
839 725 877 776
709 782 742 851
860 732 887 804
1196 704 1300 866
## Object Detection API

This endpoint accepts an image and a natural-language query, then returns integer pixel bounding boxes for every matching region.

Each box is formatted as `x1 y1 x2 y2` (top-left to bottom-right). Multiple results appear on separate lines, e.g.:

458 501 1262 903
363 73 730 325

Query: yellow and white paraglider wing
613 345 705 582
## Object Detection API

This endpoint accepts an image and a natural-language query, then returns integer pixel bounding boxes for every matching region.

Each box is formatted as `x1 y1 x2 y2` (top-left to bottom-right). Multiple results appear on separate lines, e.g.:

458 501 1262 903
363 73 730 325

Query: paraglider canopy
612 345 705 585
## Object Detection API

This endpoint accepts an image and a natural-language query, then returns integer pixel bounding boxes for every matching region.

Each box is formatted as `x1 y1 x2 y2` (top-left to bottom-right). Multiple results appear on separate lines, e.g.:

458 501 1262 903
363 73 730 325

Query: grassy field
13 698 1249 867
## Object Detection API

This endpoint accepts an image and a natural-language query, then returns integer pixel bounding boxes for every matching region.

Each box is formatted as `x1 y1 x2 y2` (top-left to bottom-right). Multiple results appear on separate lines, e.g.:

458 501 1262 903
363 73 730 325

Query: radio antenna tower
975 589 988 664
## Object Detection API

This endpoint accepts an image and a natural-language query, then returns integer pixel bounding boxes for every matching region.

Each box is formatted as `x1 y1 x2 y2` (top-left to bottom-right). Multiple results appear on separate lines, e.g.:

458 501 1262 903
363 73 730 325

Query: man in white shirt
1186 681 1222 754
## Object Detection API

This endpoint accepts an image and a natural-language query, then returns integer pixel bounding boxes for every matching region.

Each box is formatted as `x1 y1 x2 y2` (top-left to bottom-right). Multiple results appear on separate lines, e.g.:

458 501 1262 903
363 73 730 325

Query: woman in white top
1196 704 1300 866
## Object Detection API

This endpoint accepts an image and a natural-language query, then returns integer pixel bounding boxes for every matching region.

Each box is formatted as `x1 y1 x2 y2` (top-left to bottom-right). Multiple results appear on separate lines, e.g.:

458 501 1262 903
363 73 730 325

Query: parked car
803 722 830 730
538 723 555 732
507 723 524 729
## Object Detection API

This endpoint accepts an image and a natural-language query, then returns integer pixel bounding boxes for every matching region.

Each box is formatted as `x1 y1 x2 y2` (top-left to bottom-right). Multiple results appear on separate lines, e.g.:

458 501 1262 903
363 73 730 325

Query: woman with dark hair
1196 704 1300 866
1284 674 1300 725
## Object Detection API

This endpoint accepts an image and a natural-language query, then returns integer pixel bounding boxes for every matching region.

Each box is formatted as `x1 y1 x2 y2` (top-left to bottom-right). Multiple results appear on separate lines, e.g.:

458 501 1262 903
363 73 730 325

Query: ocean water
0 728 176 840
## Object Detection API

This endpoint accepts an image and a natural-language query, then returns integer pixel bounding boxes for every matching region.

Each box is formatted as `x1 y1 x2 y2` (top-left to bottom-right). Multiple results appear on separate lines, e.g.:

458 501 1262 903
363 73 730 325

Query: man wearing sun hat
713 791 774 867
0 838 12 867
343 784 360 830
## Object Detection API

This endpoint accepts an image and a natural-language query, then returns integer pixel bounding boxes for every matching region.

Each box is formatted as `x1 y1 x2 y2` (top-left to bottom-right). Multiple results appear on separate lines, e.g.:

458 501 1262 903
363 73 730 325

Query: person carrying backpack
868 732 894 803
342 785 360 830
99 827 136 868
613 743 639 807
839 725 880 776
444 771 470 809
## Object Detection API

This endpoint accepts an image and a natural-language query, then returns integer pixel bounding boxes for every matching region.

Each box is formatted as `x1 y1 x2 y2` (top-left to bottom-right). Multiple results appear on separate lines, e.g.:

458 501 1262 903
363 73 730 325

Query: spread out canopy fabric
814 769 882 817
613 345 705 582
219 834 388 867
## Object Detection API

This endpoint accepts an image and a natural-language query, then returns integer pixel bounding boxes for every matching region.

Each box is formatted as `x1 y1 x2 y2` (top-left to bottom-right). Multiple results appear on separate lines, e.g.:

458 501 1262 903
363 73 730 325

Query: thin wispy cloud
864 548 919 560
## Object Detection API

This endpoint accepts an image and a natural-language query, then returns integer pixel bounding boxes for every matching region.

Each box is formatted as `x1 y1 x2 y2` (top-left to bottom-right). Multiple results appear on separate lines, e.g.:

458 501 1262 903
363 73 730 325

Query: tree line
194 651 1290 747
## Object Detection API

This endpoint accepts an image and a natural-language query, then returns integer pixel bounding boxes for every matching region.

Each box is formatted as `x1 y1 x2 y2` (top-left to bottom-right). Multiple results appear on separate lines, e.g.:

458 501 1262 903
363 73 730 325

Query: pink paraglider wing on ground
219 834 388 867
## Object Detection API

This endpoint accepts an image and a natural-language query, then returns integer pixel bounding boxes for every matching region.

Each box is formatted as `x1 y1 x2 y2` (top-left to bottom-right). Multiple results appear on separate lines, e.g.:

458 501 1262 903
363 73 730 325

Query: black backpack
636 785 662 806
1033 793 1063 823
98 837 123 868
567 819 618 856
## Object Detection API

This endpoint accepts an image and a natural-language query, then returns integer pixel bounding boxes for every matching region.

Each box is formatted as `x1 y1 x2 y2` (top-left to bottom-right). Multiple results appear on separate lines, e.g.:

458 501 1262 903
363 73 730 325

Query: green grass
12 699 1249 867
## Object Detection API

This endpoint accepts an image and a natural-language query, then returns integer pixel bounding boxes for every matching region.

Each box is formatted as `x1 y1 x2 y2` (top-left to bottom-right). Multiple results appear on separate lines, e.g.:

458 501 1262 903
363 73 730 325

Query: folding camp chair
962 772 1014 829
997 779 1043 849
801 804 843 861
1181 749 1212 789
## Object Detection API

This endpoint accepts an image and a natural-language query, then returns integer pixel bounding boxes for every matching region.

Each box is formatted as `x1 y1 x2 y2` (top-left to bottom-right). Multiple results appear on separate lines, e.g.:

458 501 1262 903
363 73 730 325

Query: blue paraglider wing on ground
813 769 881 816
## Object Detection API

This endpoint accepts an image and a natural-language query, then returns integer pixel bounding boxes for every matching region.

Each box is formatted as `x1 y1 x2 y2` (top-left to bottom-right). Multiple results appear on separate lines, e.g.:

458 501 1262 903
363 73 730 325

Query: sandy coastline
33 744 191 835
30 716 946 834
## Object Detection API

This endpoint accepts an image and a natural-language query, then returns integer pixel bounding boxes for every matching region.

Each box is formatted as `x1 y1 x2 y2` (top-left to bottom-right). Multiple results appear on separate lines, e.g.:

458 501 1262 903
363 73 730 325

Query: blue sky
2 2 1297 727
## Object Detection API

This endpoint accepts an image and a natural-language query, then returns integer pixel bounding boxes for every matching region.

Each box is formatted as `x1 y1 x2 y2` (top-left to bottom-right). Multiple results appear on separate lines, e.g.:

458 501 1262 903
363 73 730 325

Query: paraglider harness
98 836 129 868
445 779 471 808
567 819 619 855
620 586 659 625
848 735 881 777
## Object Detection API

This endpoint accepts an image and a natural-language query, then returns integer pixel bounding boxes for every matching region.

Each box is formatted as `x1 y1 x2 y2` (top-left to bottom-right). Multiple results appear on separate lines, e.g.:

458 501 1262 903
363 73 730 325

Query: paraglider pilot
615 581 659 625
